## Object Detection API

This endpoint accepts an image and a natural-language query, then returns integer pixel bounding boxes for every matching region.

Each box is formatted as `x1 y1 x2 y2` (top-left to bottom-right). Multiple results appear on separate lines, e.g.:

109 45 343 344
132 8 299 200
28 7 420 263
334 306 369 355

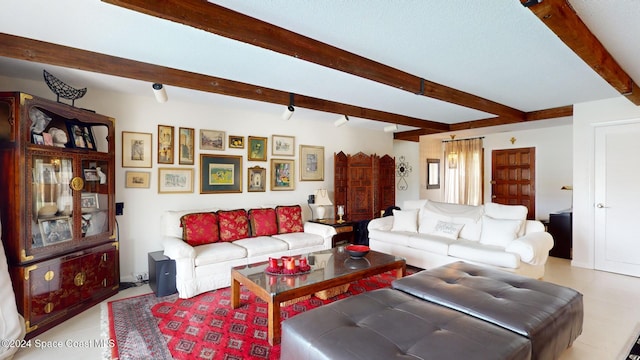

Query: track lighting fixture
282 93 295 120
384 124 398 133
152 83 168 103
334 115 349 127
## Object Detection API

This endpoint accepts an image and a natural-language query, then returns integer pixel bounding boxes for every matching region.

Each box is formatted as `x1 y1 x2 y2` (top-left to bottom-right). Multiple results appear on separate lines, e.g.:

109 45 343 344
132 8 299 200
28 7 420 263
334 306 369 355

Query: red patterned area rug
104 271 404 360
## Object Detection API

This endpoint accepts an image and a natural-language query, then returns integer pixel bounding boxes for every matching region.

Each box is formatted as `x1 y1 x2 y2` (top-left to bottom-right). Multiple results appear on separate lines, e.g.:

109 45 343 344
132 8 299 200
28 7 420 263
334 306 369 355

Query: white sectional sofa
368 200 554 278
161 205 335 298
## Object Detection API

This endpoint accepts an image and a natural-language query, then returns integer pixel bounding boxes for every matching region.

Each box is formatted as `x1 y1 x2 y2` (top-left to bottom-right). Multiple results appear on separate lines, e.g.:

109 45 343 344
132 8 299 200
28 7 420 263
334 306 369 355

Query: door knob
596 203 609 208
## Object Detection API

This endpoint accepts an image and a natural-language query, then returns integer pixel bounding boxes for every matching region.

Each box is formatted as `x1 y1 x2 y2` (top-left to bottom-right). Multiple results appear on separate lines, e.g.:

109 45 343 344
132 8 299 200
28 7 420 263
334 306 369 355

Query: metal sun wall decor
396 155 412 191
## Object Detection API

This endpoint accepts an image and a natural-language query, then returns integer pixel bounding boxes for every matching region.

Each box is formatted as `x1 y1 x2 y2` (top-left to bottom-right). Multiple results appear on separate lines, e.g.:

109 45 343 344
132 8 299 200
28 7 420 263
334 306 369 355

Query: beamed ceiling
1 0 638 141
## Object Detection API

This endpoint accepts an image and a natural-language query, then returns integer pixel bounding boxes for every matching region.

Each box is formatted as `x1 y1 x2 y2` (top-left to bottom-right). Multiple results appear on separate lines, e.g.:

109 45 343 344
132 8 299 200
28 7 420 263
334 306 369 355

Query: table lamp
314 189 333 221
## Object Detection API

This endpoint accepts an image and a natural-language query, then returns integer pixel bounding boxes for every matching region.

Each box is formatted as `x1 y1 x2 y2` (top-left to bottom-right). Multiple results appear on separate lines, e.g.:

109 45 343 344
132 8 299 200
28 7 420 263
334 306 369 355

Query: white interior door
594 121 640 276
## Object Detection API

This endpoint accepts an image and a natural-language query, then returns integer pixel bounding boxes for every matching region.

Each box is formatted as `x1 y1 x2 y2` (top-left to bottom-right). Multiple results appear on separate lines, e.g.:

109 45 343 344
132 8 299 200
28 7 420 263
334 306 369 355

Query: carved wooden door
333 152 348 219
491 147 535 219
347 152 374 221
377 155 396 216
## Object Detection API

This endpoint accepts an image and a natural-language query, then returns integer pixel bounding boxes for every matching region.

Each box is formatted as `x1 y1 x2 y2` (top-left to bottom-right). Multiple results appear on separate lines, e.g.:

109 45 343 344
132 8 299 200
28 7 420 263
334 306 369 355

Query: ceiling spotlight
334 115 349 127
384 124 398 133
152 83 168 103
282 92 295 120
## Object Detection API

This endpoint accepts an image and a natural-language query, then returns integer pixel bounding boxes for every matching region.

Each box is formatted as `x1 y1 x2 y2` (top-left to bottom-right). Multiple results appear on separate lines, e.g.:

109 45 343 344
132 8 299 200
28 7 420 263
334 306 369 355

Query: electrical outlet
133 272 149 282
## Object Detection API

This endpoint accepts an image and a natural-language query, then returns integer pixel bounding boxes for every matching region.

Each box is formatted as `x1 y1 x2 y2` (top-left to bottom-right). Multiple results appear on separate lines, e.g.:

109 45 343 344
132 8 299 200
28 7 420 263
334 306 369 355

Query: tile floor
11 256 640 359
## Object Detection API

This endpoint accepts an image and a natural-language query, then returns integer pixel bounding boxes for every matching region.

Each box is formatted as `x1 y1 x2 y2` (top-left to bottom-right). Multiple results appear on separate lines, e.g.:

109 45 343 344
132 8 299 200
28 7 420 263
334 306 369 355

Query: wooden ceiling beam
525 0 640 105
102 0 525 121
0 32 450 131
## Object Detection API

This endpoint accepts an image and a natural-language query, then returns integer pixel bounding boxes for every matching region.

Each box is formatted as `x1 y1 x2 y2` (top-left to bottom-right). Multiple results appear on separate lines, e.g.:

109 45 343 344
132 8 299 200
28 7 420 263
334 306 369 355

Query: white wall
419 124 573 220
572 96 640 269
2 76 394 281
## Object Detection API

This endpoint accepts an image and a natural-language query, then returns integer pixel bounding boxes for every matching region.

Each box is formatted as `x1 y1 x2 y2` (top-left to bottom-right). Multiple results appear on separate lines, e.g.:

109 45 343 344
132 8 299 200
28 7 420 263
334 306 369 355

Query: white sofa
161 206 335 298
368 200 554 278
0 220 25 360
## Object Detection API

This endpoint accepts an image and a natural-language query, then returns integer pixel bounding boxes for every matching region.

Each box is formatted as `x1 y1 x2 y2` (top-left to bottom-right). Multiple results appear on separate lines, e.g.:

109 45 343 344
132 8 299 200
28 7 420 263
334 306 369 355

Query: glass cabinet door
80 159 110 238
31 156 74 248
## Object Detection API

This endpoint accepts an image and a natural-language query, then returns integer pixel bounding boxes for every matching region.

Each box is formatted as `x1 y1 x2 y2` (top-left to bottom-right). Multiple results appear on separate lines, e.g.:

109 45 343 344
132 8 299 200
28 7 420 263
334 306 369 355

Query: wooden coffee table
230 247 406 345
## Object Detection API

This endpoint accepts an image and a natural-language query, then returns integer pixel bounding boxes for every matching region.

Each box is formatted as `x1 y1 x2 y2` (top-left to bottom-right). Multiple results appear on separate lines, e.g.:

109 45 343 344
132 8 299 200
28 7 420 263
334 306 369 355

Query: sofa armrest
505 231 554 265
367 216 394 231
162 235 196 260
303 222 337 239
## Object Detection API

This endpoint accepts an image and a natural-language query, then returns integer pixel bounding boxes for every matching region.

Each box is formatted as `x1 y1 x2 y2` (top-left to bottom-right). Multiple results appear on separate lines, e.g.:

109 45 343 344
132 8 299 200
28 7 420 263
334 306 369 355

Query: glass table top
232 246 404 295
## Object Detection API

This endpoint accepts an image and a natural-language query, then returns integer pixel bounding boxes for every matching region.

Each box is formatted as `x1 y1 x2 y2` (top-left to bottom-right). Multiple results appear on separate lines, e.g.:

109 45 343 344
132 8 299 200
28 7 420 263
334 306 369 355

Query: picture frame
81 192 99 212
39 216 73 245
122 131 152 168
299 145 325 181
229 135 244 149
427 158 441 189
272 135 295 156
200 154 243 194
200 129 225 151
247 136 267 161
32 133 44 145
125 171 151 188
271 158 295 191
83 168 100 182
67 122 96 151
158 168 194 194
178 127 195 165
157 125 174 164
247 166 266 192
37 163 58 184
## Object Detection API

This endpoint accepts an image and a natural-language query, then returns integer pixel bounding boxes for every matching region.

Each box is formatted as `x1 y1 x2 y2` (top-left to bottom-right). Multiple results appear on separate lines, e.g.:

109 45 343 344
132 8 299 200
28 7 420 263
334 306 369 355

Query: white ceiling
0 0 636 136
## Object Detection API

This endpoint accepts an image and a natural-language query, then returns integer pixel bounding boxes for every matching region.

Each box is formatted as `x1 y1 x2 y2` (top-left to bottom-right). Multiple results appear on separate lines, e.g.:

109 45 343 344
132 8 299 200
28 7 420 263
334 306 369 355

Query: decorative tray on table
265 265 311 276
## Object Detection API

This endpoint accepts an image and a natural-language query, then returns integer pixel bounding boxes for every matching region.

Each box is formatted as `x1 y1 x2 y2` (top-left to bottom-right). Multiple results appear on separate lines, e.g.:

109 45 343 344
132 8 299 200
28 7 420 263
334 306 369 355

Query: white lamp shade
314 189 333 206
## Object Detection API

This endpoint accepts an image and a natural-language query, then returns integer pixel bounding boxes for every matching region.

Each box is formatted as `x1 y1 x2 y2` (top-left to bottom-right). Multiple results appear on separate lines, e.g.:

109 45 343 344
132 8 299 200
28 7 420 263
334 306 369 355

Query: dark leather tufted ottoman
392 261 583 360
281 287 532 360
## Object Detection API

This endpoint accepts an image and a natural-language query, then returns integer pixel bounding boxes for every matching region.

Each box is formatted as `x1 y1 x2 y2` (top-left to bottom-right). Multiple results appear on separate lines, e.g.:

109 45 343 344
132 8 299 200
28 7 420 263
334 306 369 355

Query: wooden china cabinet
0 92 119 338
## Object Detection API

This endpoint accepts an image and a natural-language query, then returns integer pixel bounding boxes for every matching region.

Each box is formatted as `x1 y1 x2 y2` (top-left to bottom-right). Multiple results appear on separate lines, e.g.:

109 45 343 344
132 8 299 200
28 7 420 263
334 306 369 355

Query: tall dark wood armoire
334 151 395 222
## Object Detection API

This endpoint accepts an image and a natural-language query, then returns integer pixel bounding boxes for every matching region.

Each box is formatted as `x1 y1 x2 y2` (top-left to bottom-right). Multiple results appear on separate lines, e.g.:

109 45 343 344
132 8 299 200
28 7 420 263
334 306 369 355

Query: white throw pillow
479 215 522 247
391 209 419 233
484 203 527 237
430 220 464 240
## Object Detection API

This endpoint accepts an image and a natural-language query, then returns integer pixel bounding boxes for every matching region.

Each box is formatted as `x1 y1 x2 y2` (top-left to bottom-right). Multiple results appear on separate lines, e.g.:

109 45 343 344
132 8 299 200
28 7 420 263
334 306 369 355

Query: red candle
299 257 308 268
268 257 279 269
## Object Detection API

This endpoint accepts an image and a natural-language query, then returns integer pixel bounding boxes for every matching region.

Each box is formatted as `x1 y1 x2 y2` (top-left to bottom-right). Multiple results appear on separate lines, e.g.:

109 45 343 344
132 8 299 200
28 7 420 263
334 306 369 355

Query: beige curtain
444 138 483 205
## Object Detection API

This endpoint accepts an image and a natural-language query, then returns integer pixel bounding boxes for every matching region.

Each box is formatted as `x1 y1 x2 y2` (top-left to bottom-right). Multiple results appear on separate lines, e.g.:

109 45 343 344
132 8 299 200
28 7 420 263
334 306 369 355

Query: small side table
148 251 177 297
310 219 355 247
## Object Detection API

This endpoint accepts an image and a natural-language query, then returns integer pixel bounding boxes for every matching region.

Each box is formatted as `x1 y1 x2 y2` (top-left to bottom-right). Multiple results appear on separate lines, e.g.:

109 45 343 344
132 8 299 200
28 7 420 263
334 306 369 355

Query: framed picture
37 163 58 184
81 192 99 212
178 127 195 165
125 171 151 188
299 145 325 181
272 135 295 156
200 154 243 194
67 122 96 151
158 168 194 194
229 135 244 149
158 125 174 164
247 136 267 161
39 216 73 245
248 166 266 192
122 131 152 168
271 158 295 191
200 129 225 151
83 168 100 182
32 133 44 145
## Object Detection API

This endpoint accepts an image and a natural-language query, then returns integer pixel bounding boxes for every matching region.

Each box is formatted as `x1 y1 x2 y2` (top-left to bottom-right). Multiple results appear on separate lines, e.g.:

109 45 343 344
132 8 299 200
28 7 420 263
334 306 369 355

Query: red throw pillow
180 212 219 246
218 209 250 242
275 205 304 234
249 208 278 237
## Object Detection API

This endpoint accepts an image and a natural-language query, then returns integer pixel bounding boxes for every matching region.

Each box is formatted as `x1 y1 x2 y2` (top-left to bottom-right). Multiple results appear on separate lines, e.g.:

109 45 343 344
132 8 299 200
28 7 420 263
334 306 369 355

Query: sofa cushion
180 212 219 246
233 236 289 257
431 220 464 239
408 233 452 255
391 209 418 232
272 232 325 250
479 215 522 247
193 242 247 266
448 239 521 268
248 208 278 237
218 209 250 242
161 208 219 238
275 205 304 234
484 202 527 237
368 229 413 247
418 201 483 241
